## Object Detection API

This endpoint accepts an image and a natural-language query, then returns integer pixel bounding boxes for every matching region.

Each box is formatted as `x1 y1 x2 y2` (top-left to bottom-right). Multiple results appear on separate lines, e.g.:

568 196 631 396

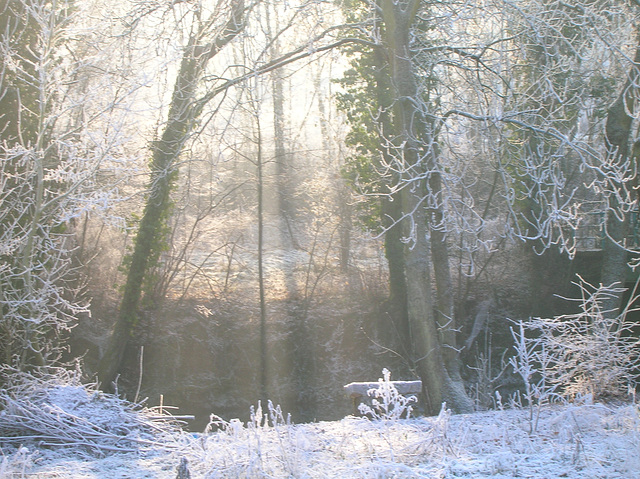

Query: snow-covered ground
1 385 638 478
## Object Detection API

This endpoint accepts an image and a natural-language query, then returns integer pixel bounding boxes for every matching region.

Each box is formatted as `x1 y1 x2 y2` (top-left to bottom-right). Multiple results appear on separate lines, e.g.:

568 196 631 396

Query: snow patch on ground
2 388 639 478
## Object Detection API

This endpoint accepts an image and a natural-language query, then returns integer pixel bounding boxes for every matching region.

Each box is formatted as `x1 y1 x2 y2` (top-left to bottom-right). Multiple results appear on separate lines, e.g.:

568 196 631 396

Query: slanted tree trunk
97 2 246 388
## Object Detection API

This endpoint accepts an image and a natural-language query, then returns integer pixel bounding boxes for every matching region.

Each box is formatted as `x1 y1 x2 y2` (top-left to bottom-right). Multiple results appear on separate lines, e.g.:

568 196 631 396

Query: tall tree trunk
97 3 245 387
256 108 268 406
429 172 473 412
269 27 297 250
400 189 445 413
371 34 410 353
600 33 640 315
380 0 472 413
382 195 410 351
315 71 353 273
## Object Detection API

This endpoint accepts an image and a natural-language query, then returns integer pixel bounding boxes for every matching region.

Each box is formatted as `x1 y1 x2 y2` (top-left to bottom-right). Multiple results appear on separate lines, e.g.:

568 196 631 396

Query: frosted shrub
358 369 417 420
510 277 640 408
200 401 304 477
0 446 35 478
509 320 563 432
247 400 291 429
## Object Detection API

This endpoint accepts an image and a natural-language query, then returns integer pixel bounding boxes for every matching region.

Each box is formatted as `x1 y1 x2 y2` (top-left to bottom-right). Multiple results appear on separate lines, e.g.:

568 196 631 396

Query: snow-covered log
343 380 422 399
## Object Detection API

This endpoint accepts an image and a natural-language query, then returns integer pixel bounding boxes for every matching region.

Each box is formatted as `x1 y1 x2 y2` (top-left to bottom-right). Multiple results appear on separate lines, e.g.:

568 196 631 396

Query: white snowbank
2 396 639 478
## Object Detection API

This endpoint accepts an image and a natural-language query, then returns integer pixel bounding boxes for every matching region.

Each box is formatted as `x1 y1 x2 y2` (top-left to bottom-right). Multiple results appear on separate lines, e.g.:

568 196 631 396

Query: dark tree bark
369 35 410 352
380 0 473 414
97 1 246 388
600 33 640 315
382 194 409 349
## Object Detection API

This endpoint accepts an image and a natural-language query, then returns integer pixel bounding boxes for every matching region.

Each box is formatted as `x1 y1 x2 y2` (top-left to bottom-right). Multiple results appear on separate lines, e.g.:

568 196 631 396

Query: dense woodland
2 0 640 428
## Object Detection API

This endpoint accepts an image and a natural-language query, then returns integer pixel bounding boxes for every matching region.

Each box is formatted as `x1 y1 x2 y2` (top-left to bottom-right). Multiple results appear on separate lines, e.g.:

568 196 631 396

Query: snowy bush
510 277 640 408
358 369 417 420
0 1 128 375
0 148 90 372
0 446 35 478
199 401 307 478
509 320 563 432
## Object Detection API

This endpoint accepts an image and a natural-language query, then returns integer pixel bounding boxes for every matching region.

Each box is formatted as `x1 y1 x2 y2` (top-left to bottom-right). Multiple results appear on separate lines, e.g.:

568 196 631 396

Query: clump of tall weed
358 369 417 421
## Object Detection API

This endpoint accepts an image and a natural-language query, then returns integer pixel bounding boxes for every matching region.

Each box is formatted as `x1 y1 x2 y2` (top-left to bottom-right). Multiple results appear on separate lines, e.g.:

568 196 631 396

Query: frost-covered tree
337 0 640 413
95 0 367 388
511 277 640 404
0 0 132 376
502 0 640 313
96 0 250 388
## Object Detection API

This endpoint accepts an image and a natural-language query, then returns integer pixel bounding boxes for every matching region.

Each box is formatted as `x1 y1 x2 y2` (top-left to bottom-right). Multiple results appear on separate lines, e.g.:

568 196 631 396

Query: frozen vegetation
2 278 639 478
1 370 639 479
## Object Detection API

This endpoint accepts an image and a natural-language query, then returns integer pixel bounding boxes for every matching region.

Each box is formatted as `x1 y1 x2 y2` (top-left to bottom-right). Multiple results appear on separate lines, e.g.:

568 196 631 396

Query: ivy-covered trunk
380 0 472 414
382 194 409 348
97 54 199 387
97 3 246 388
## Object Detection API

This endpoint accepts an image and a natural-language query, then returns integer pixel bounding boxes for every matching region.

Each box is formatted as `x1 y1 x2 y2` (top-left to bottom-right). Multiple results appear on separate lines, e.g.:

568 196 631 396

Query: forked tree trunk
380 0 472 414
